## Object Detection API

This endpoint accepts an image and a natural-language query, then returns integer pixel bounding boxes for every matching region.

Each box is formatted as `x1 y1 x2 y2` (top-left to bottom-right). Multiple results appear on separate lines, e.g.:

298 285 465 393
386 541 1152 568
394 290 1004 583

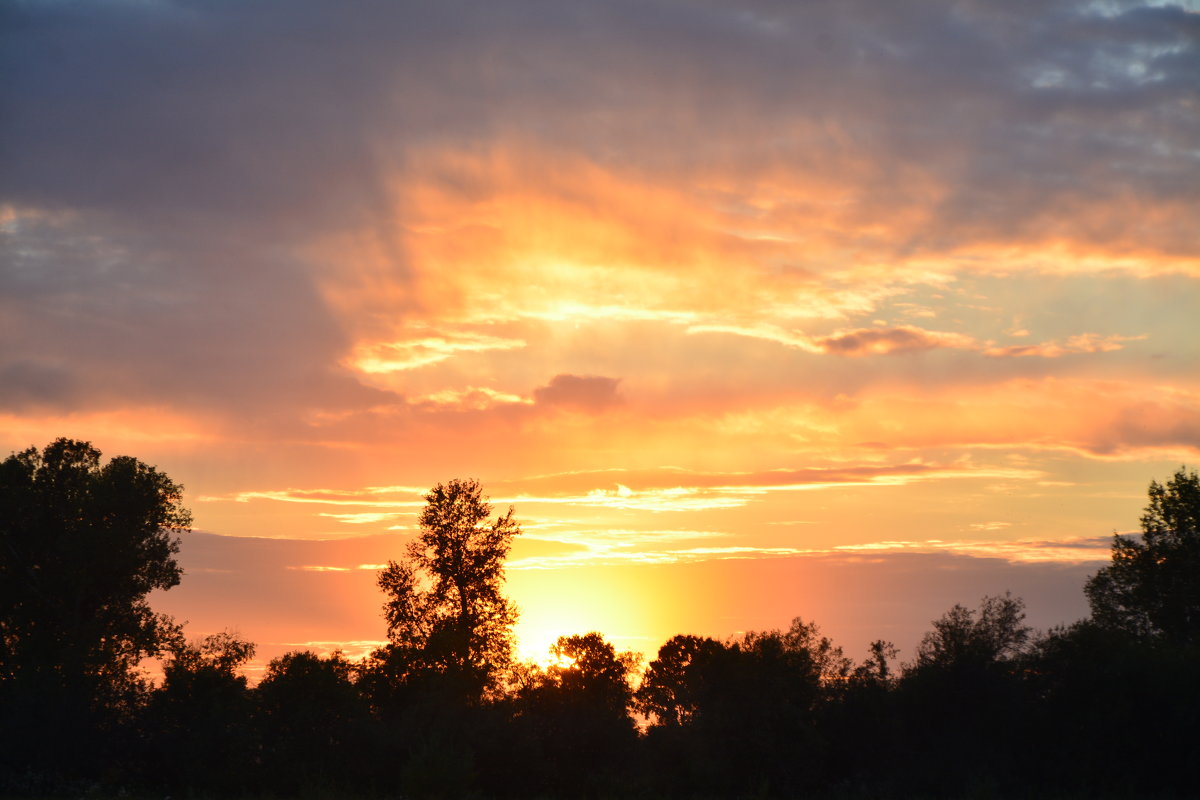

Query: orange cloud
829 378 1200 459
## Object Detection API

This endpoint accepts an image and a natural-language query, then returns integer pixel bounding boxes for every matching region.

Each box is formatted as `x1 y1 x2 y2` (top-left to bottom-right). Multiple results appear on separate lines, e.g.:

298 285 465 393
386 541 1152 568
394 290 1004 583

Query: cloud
194 461 1044 539
317 512 400 525
985 333 1147 359
409 386 532 411
687 323 1145 360
212 486 426 509
533 374 622 412
501 462 1041 498
347 329 527 373
816 326 977 357
508 534 1116 571
826 378 1200 459
2 0 1194 451
829 536 1114 565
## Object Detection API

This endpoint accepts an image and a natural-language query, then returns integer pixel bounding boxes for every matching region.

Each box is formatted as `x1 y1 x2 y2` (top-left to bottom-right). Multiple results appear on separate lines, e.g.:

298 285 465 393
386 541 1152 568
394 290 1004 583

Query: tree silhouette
544 632 640 720
0 439 190 777
637 619 849 796
912 592 1031 670
374 479 521 697
505 633 639 796
255 650 373 793
636 634 726 727
1086 467 1200 644
144 630 257 792
898 594 1034 795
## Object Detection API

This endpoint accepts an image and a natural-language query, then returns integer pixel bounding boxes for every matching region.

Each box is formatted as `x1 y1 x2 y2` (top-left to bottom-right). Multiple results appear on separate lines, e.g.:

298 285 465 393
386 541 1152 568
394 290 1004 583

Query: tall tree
1086 467 1200 643
375 479 520 695
0 438 190 773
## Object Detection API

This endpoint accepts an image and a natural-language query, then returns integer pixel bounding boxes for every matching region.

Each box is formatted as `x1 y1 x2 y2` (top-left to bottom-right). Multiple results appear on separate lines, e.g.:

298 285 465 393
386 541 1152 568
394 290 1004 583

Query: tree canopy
913 592 1031 670
0 438 191 778
375 478 521 695
1086 467 1200 644
0 438 190 702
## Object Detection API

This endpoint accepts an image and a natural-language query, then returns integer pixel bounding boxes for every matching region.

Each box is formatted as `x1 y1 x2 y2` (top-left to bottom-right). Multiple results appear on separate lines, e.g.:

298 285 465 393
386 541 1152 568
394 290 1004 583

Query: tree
912 592 1031 670
851 639 899 687
375 479 520 696
637 619 847 796
899 594 1034 795
145 631 257 792
0 439 190 773
544 632 640 720
636 634 726 727
255 650 372 793
1086 467 1200 644
506 633 640 796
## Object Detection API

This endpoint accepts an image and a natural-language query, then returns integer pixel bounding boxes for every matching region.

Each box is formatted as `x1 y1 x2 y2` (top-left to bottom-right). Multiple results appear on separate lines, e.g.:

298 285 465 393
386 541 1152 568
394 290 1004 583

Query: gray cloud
818 327 957 356
2 0 1196 430
533 374 622 412
4 0 1196 242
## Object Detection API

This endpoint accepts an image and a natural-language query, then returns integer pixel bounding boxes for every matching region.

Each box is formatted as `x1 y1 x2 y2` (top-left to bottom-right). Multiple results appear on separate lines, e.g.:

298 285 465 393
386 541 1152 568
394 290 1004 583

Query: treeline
2 441 1199 798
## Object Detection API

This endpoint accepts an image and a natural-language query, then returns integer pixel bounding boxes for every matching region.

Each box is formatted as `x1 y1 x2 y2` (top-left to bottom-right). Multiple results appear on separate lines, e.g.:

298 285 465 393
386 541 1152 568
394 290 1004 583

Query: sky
3 0 1199 677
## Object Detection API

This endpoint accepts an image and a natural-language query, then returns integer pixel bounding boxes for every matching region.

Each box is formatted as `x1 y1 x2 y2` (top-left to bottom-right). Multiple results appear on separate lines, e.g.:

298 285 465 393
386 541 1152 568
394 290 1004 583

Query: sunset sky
3 0 1199 677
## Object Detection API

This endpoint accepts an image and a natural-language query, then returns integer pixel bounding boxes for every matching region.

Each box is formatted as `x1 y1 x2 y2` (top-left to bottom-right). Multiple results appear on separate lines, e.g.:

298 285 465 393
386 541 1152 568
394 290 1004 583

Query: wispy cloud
347 328 526 373
829 537 1114 564
317 512 400 525
985 334 1147 359
206 462 1044 524
500 462 1043 510
688 323 1144 359
204 486 427 507
968 521 1013 532
409 386 532 411
508 535 1114 570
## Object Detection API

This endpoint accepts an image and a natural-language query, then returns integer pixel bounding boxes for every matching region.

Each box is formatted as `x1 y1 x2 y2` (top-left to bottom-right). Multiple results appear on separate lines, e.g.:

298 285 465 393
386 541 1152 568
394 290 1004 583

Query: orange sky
3 0 1198 676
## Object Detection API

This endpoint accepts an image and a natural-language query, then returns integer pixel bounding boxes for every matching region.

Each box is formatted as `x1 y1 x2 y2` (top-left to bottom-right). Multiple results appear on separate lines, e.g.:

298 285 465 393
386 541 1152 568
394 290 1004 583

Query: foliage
0 439 190 688
5 462 1200 797
498 633 640 797
0 438 190 777
635 619 850 796
375 479 521 696
911 592 1031 670
636 634 726 727
255 650 374 793
165 629 256 679
145 630 257 792
851 639 899 686
1086 467 1200 644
